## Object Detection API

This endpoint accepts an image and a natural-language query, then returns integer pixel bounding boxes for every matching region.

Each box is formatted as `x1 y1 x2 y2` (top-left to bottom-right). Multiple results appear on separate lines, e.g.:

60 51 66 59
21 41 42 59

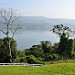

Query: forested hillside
1 16 75 31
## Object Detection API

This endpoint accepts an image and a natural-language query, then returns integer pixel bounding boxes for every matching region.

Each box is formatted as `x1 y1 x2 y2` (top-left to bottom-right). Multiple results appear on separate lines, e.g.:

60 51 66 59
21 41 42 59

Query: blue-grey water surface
14 31 59 50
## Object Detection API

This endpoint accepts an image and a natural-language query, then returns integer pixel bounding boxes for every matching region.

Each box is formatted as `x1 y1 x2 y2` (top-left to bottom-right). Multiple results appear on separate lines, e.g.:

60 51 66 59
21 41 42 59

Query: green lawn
0 63 75 75
44 59 75 65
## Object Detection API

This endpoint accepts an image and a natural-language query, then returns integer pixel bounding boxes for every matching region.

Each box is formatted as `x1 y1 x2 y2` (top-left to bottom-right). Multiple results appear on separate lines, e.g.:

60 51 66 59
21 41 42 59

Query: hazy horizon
20 16 75 20
0 0 75 19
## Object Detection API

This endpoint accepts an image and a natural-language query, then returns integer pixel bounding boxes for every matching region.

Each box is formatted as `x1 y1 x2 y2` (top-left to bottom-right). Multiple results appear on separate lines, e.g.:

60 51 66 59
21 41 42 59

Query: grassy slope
0 63 75 75
44 59 75 65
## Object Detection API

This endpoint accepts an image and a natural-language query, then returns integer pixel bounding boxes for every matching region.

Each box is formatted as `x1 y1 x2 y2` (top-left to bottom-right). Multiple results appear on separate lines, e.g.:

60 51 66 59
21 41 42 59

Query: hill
20 16 75 31
0 16 75 31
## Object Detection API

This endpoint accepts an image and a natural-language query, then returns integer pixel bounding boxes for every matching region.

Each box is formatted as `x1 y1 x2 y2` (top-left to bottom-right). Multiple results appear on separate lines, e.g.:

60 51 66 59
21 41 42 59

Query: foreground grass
44 59 75 65
0 63 75 75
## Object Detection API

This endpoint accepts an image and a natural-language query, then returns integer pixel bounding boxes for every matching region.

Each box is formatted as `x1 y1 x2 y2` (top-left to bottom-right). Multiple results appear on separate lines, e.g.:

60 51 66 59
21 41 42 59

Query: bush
25 55 40 64
43 54 61 61
52 54 60 60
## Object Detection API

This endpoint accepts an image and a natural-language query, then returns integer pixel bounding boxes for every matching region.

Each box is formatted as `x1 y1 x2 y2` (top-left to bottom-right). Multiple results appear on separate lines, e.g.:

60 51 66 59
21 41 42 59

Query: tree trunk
8 39 12 62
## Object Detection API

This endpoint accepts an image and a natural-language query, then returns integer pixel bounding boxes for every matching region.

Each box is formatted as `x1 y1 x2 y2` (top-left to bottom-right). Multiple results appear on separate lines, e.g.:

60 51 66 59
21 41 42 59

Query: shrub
25 55 40 64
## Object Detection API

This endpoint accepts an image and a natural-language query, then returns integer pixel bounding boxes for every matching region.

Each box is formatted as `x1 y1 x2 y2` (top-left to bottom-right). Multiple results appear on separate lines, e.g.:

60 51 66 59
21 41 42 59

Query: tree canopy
51 24 72 38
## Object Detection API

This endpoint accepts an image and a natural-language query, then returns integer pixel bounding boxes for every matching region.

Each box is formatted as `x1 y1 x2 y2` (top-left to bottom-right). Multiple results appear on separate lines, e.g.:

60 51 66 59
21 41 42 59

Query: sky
0 0 75 19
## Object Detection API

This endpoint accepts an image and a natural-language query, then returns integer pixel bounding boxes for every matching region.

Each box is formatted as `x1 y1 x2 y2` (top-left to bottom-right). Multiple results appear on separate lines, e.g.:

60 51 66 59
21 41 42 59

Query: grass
0 63 75 75
44 59 75 65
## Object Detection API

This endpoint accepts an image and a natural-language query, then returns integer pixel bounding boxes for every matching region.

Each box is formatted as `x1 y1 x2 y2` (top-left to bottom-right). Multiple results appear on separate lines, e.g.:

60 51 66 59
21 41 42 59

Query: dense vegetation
0 24 75 63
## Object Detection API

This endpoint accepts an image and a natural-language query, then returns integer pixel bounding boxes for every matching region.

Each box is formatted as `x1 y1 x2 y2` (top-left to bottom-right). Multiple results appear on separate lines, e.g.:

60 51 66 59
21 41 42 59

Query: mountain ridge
20 16 75 31
0 16 75 31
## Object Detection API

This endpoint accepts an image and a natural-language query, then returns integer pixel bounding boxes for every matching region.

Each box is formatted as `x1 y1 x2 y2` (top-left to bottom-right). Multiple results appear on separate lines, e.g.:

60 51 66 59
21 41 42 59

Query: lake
0 30 59 50
14 30 59 50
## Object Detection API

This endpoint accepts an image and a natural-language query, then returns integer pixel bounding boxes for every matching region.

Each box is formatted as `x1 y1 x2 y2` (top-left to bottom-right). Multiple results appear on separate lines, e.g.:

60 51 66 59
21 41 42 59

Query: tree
51 24 74 58
0 8 22 62
14 50 25 63
51 24 72 38
40 41 52 53
58 33 74 58
0 37 18 63
25 55 40 64
25 45 43 57
58 33 68 56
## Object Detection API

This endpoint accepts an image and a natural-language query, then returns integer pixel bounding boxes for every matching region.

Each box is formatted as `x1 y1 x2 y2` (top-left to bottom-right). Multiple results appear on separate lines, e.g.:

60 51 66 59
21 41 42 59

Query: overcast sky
0 0 75 19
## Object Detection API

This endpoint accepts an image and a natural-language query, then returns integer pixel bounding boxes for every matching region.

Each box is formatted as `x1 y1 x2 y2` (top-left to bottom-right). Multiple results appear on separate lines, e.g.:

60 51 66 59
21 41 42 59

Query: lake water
0 30 59 50
14 31 59 50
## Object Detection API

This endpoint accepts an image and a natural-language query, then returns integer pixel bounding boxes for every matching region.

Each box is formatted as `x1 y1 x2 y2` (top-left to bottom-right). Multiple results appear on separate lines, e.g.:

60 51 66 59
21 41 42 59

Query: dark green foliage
10 38 18 62
52 43 59 54
0 38 10 62
58 33 74 58
42 54 61 61
0 37 18 63
51 24 74 59
16 51 25 63
25 55 40 64
67 39 74 58
25 45 43 57
41 41 52 53
0 39 3 47
58 33 68 55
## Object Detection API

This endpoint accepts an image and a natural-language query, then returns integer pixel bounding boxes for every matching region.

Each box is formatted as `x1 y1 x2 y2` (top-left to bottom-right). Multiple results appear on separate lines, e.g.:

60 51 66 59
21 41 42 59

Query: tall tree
0 37 18 63
51 24 74 58
40 41 52 53
0 8 22 62
51 24 72 38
